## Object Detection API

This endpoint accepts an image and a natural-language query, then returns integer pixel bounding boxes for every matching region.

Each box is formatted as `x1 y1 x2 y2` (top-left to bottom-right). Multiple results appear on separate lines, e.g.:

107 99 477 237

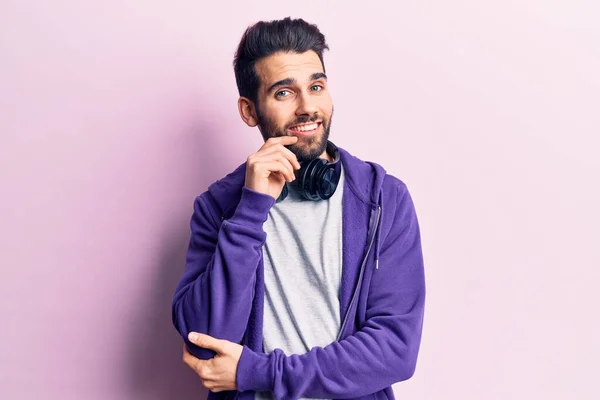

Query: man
172 17 426 400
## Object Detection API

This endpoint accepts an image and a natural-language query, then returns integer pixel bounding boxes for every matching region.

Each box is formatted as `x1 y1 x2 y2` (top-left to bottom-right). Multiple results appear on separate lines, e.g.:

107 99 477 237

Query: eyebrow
266 72 328 94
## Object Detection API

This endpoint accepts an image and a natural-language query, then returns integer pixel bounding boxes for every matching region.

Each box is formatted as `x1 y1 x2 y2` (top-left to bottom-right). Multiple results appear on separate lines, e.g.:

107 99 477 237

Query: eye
311 85 324 92
275 89 291 98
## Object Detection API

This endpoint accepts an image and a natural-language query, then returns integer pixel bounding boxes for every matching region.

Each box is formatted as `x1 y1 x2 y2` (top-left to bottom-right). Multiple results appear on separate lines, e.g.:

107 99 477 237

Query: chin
290 137 327 162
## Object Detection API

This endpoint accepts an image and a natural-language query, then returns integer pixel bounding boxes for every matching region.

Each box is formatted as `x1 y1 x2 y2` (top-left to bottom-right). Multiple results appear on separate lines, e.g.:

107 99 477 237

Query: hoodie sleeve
236 184 426 398
172 186 275 360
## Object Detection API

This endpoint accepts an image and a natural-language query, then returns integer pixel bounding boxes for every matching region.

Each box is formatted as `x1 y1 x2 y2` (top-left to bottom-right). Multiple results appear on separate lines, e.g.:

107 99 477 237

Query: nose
295 90 318 116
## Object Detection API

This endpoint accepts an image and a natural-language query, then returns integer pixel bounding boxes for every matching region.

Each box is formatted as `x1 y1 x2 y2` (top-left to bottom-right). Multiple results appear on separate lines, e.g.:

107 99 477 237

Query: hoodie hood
337 146 386 269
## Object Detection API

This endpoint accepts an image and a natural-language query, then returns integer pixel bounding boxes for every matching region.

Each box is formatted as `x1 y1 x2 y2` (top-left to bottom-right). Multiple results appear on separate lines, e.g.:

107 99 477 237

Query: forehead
255 51 324 89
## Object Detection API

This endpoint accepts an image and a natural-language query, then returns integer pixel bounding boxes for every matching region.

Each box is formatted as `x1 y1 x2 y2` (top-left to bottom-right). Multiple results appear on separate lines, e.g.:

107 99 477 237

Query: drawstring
375 193 382 270
375 215 381 269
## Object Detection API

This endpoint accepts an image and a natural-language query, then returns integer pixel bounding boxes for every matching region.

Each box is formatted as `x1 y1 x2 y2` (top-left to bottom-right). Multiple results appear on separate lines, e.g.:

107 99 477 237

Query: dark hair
233 17 329 106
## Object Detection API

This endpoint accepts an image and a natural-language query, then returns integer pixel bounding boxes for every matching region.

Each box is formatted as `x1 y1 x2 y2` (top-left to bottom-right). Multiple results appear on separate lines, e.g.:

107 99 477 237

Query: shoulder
377 168 412 214
383 173 409 196
379 171 420 244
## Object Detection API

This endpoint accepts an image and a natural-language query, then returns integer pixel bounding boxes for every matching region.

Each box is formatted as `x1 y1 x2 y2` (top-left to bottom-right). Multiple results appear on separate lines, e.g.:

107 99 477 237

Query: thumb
188 332 223 353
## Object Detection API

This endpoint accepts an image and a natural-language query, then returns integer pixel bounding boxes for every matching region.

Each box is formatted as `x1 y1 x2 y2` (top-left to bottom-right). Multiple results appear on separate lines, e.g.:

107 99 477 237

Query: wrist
229 186 275 225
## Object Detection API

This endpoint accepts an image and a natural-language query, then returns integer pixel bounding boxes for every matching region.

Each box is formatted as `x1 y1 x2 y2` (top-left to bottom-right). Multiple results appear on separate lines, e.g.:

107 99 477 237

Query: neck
319 149 334 163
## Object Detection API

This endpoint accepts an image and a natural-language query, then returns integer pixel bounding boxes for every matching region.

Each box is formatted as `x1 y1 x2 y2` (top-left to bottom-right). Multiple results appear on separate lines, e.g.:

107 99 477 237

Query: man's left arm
235 185 426 398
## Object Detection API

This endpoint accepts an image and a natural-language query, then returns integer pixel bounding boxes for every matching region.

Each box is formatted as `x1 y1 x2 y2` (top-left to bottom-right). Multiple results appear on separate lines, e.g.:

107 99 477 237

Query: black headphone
276 140 342 203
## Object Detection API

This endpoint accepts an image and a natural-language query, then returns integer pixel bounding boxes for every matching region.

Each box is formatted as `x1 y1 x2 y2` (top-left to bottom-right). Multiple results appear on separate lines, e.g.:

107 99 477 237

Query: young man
172 17 426 400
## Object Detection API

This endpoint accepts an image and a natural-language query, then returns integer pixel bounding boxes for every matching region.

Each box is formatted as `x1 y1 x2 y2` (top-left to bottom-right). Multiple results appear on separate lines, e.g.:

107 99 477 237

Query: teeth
290 123 318 132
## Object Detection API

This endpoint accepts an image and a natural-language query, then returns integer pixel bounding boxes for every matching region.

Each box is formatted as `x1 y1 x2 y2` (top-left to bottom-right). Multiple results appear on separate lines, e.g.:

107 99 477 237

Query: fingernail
188 332 199 342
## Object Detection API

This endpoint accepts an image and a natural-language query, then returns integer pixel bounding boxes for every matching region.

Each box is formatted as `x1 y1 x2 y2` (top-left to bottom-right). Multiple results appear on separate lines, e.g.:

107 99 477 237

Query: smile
288 122 321 136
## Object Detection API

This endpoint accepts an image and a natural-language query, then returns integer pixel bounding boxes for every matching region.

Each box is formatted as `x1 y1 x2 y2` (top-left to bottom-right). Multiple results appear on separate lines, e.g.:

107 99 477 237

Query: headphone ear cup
315 165 340 200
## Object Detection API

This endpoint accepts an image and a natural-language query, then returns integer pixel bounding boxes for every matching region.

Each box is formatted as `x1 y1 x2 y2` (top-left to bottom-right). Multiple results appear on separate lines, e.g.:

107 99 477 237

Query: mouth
287 121 322 136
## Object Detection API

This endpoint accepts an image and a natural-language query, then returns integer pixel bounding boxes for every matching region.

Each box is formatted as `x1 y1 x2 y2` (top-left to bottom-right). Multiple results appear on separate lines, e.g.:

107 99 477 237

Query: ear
238 97 258 127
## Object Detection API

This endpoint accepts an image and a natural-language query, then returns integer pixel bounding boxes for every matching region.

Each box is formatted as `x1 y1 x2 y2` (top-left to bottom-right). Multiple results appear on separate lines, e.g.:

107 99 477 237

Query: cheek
267 104 296 126
319 95 333 114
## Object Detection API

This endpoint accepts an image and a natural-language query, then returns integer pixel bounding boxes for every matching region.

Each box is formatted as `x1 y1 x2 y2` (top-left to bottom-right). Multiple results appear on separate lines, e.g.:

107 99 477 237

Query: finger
251 155 296 182
202 379 217 392
279 157 296 181
256 160 295 182
261 135 298 150
248 154 293 181
256 143 301 170
182 344 194 366
188 332 224 354
182 344 206 374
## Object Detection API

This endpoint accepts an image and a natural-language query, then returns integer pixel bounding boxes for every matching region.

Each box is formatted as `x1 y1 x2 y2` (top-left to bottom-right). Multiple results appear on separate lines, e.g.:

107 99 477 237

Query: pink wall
1 1 599 399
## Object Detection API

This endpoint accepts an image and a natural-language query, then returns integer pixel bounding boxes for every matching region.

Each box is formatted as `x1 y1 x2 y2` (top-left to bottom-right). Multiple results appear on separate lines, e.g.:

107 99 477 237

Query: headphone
276 140 342 203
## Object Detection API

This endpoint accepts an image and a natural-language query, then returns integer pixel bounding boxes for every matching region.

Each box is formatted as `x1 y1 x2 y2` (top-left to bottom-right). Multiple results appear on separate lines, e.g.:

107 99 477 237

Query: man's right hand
245 136 301 200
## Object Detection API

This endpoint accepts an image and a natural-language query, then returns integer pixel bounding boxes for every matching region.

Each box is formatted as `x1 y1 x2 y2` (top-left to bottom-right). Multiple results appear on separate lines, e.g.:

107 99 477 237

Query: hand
245 136 301 200
182 332 244 393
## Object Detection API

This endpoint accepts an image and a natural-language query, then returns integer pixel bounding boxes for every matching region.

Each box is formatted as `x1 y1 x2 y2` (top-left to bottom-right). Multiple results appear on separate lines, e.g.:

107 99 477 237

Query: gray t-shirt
255 165 345 400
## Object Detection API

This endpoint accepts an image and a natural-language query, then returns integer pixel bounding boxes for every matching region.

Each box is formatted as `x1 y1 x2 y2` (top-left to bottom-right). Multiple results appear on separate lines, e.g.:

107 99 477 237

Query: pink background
1 1 599 399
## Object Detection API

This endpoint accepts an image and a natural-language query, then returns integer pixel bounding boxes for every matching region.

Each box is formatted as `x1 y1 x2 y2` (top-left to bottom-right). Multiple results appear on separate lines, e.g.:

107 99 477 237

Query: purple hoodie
172 145 426 399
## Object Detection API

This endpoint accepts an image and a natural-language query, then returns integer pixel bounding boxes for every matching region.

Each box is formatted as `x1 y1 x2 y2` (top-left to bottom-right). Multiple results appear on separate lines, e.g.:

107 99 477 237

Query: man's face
253 50 334 163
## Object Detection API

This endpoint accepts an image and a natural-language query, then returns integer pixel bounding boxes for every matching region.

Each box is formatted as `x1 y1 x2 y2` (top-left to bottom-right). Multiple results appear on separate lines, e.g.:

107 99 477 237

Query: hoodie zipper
336 204 381 341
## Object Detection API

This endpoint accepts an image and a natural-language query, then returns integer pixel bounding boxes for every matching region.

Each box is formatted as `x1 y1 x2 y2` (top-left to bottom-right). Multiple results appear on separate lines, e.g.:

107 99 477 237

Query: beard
256 107 333 163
